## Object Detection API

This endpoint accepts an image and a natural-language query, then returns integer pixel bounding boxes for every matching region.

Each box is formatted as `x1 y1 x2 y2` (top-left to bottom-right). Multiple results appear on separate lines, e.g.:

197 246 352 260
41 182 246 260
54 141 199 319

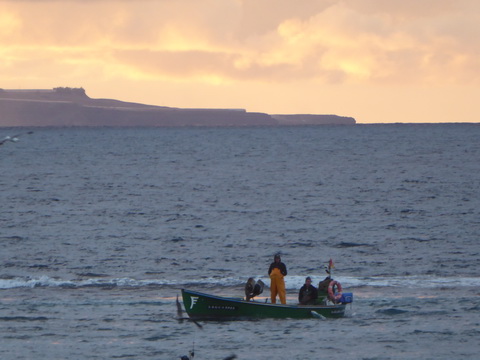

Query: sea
1 124 479 360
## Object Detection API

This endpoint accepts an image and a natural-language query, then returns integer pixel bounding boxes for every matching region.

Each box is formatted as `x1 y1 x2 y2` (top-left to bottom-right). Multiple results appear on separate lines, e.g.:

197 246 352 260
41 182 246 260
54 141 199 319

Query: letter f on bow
190 296 199 309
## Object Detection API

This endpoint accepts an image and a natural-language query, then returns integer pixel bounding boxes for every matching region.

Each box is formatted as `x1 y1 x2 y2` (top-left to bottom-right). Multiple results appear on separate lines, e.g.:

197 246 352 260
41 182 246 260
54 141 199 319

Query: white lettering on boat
207 305 237 311
190 296 199 309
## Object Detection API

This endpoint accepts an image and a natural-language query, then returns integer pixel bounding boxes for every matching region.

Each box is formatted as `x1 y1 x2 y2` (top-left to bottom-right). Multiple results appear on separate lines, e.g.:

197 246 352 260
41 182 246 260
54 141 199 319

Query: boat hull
181 289 347 320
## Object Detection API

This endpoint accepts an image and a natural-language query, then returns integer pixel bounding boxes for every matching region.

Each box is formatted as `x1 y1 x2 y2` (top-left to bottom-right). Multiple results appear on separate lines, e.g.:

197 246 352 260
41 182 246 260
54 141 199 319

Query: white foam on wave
0 275 66 289
0 276 169 289
343 275 480 289
1 274 479 290
244 274 480 290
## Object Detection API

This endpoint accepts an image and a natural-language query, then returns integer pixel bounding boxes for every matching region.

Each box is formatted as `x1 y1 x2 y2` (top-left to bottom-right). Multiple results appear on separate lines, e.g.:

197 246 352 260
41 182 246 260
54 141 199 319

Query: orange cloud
2 0 479 85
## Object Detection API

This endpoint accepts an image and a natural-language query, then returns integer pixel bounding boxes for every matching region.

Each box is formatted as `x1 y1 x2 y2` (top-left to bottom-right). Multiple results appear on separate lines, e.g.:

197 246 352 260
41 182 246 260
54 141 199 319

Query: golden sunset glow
1 0 479 123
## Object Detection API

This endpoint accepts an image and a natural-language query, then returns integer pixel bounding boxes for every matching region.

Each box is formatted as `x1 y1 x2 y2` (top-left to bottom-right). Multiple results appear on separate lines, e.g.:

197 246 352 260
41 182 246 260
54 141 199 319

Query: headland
0 87 356 127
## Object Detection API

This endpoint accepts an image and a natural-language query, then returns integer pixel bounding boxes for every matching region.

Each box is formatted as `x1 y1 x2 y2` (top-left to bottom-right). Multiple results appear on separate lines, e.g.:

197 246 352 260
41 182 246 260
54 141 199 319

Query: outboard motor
252 279 264 297
245 278 264 301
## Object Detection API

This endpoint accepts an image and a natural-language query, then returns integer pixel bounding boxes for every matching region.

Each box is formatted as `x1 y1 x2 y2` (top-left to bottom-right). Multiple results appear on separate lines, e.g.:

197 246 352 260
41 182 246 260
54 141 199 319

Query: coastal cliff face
0 88 355 127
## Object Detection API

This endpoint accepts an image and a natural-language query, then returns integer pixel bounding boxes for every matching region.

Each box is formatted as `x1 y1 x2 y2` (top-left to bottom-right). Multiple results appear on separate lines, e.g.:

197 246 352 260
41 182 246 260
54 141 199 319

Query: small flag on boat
329 259 335 269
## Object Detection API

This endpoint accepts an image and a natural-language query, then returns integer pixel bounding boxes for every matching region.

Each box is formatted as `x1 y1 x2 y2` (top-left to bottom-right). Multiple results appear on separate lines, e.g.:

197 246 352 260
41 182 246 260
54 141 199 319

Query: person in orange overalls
268 254 287 304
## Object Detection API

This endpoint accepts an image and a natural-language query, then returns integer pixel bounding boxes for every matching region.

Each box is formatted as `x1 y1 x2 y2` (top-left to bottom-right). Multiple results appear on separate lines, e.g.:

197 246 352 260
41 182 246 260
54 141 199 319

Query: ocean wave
1 274 479 290
341 275 480 289
0 276 181 289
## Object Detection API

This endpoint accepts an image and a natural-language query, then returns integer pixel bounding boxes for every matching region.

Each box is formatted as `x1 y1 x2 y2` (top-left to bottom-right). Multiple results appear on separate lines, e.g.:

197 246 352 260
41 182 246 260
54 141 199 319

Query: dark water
1 124 479 359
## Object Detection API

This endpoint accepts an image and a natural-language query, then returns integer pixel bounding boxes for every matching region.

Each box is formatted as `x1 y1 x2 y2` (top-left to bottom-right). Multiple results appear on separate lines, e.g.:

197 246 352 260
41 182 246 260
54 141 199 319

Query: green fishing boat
181 288 351 320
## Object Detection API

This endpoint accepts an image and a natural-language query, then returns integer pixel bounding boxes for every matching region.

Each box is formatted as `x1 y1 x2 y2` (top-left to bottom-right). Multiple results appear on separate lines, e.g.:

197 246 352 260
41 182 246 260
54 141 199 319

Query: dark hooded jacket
268 258 287 276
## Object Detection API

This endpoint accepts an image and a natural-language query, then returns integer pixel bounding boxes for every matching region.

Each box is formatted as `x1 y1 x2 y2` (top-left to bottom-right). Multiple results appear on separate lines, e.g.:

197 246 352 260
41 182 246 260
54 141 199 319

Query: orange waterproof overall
269 268 286 304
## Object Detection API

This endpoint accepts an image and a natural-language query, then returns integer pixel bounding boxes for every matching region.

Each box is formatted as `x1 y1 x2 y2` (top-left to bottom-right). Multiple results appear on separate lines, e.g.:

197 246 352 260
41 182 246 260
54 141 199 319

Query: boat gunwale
181 288 346 310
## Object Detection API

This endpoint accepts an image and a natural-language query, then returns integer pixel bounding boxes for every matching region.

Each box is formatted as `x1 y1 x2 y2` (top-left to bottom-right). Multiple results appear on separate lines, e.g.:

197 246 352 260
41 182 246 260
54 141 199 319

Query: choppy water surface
1 124 479 359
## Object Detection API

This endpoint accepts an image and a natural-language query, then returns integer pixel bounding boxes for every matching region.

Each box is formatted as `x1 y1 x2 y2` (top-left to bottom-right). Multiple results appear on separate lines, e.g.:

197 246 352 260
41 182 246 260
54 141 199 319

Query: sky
1 0 479 123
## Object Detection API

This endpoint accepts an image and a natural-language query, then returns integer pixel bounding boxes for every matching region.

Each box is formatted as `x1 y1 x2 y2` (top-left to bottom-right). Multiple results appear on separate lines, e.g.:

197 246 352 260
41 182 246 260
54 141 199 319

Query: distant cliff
0 88 355 127
272 114 356 125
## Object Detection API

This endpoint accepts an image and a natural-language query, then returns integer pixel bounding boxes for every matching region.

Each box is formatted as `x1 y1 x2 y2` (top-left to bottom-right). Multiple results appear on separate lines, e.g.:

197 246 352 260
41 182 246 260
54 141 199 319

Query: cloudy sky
1 0 479 123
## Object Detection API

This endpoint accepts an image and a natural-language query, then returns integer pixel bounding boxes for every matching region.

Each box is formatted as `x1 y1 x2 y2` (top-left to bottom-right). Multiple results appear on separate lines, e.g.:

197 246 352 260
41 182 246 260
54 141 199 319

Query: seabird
0 131 33 147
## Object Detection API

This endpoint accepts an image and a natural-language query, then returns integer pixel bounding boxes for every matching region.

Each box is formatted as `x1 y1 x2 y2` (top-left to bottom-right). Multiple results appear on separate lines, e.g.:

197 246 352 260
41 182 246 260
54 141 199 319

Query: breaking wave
2 274 479 290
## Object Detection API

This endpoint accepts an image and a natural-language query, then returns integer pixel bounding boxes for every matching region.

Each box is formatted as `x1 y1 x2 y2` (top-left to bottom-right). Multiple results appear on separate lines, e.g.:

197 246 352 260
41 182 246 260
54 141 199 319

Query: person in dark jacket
268 254 287 304
318 276 331 297
298 277 318 305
